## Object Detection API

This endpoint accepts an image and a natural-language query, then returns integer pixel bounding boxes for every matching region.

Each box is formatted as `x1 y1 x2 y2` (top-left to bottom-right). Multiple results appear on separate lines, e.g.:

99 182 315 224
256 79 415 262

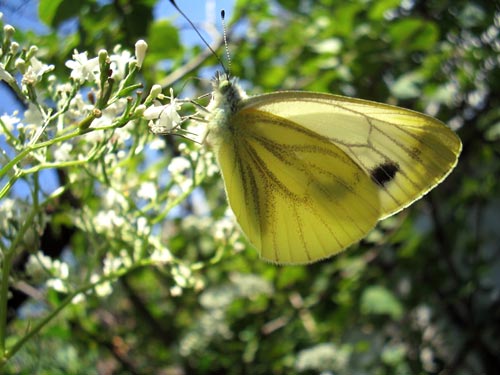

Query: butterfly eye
218 80 231 94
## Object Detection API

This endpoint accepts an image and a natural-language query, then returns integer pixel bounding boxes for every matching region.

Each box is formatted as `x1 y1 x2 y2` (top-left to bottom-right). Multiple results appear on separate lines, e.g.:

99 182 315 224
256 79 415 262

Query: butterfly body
205 73 461 265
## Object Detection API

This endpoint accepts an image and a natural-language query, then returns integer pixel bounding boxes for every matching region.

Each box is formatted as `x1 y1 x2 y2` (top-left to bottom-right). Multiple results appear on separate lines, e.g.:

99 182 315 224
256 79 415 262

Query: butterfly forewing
243 92 462 218
217 108 381 264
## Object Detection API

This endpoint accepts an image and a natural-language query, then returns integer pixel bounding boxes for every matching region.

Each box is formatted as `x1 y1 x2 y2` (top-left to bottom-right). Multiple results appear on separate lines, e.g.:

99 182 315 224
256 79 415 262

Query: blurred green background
2 0 499 374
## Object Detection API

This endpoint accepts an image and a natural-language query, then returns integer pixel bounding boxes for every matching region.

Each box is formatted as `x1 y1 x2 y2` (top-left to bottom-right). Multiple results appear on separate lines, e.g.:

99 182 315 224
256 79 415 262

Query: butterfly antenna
221 10 232 75
169 0 228 75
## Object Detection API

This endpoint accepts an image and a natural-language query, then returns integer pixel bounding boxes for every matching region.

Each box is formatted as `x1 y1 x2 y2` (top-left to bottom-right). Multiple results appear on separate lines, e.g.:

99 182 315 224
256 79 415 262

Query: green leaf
360 285 403 319
147 19 181 62
485 121 500 141
389 18 439 51
381 343 407 365
38 0 64 26
390 71 424 99
39 0 84 28
369 0 401 20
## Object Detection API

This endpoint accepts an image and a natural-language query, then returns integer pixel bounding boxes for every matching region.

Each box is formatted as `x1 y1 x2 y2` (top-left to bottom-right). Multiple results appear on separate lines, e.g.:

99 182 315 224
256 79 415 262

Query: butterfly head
209 72 247 115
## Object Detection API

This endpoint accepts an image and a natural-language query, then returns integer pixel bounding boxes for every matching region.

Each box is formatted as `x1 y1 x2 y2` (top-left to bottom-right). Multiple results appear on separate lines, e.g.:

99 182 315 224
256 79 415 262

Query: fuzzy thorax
205 72 248 147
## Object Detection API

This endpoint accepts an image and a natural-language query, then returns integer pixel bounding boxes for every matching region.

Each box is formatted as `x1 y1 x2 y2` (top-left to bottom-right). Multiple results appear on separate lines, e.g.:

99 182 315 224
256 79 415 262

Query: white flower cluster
295 342 351 372
25 251 70 293
0 17 224 313
0 23 153 154
150 247 173 264
64 39 147 85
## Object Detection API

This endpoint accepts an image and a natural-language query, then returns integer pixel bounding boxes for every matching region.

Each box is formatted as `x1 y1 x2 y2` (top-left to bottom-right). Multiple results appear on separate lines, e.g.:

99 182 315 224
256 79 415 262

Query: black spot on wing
370 162 399 187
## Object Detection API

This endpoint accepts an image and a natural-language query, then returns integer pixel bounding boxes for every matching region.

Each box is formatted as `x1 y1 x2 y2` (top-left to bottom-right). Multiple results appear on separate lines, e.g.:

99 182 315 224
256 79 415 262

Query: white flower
119 249 133 268
25 251 69 282
172 264 193 288
0 62 15 83
135 40 148 68
25 252 52 280
94 210 126 230
0 198 16 220
295 343 351 372
102 254 123 275
413 304 432 328
213 217 236 241
168 156 191 176
150 248 173 264
144 90 182 134
95 281 113 297
101 188 129 210
67 92 94 119
197 150 219 178
110 48 132 80
149 137 166 150
72 293 85 304
56 261 69 279
55 82 74 102
170 285 183 296
21 56 54 85
137 181 157 201
421 347 438 373
23 103 44 127
144 103 182 133
65 50 100 83
54 142 73 162
46 278 68 293
90 274 113 297
136 217 148 236
0 112 20 132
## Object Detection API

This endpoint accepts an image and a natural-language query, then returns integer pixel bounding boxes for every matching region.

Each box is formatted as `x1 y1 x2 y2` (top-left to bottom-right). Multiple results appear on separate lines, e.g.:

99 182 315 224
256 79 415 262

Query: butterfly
204 72 461 265
165 0 462 265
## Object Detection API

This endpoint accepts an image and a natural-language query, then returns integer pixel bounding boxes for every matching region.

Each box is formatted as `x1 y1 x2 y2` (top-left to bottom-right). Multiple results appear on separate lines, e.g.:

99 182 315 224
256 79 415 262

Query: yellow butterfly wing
207 74 461 265
241 92 462 219
216 107 381 264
